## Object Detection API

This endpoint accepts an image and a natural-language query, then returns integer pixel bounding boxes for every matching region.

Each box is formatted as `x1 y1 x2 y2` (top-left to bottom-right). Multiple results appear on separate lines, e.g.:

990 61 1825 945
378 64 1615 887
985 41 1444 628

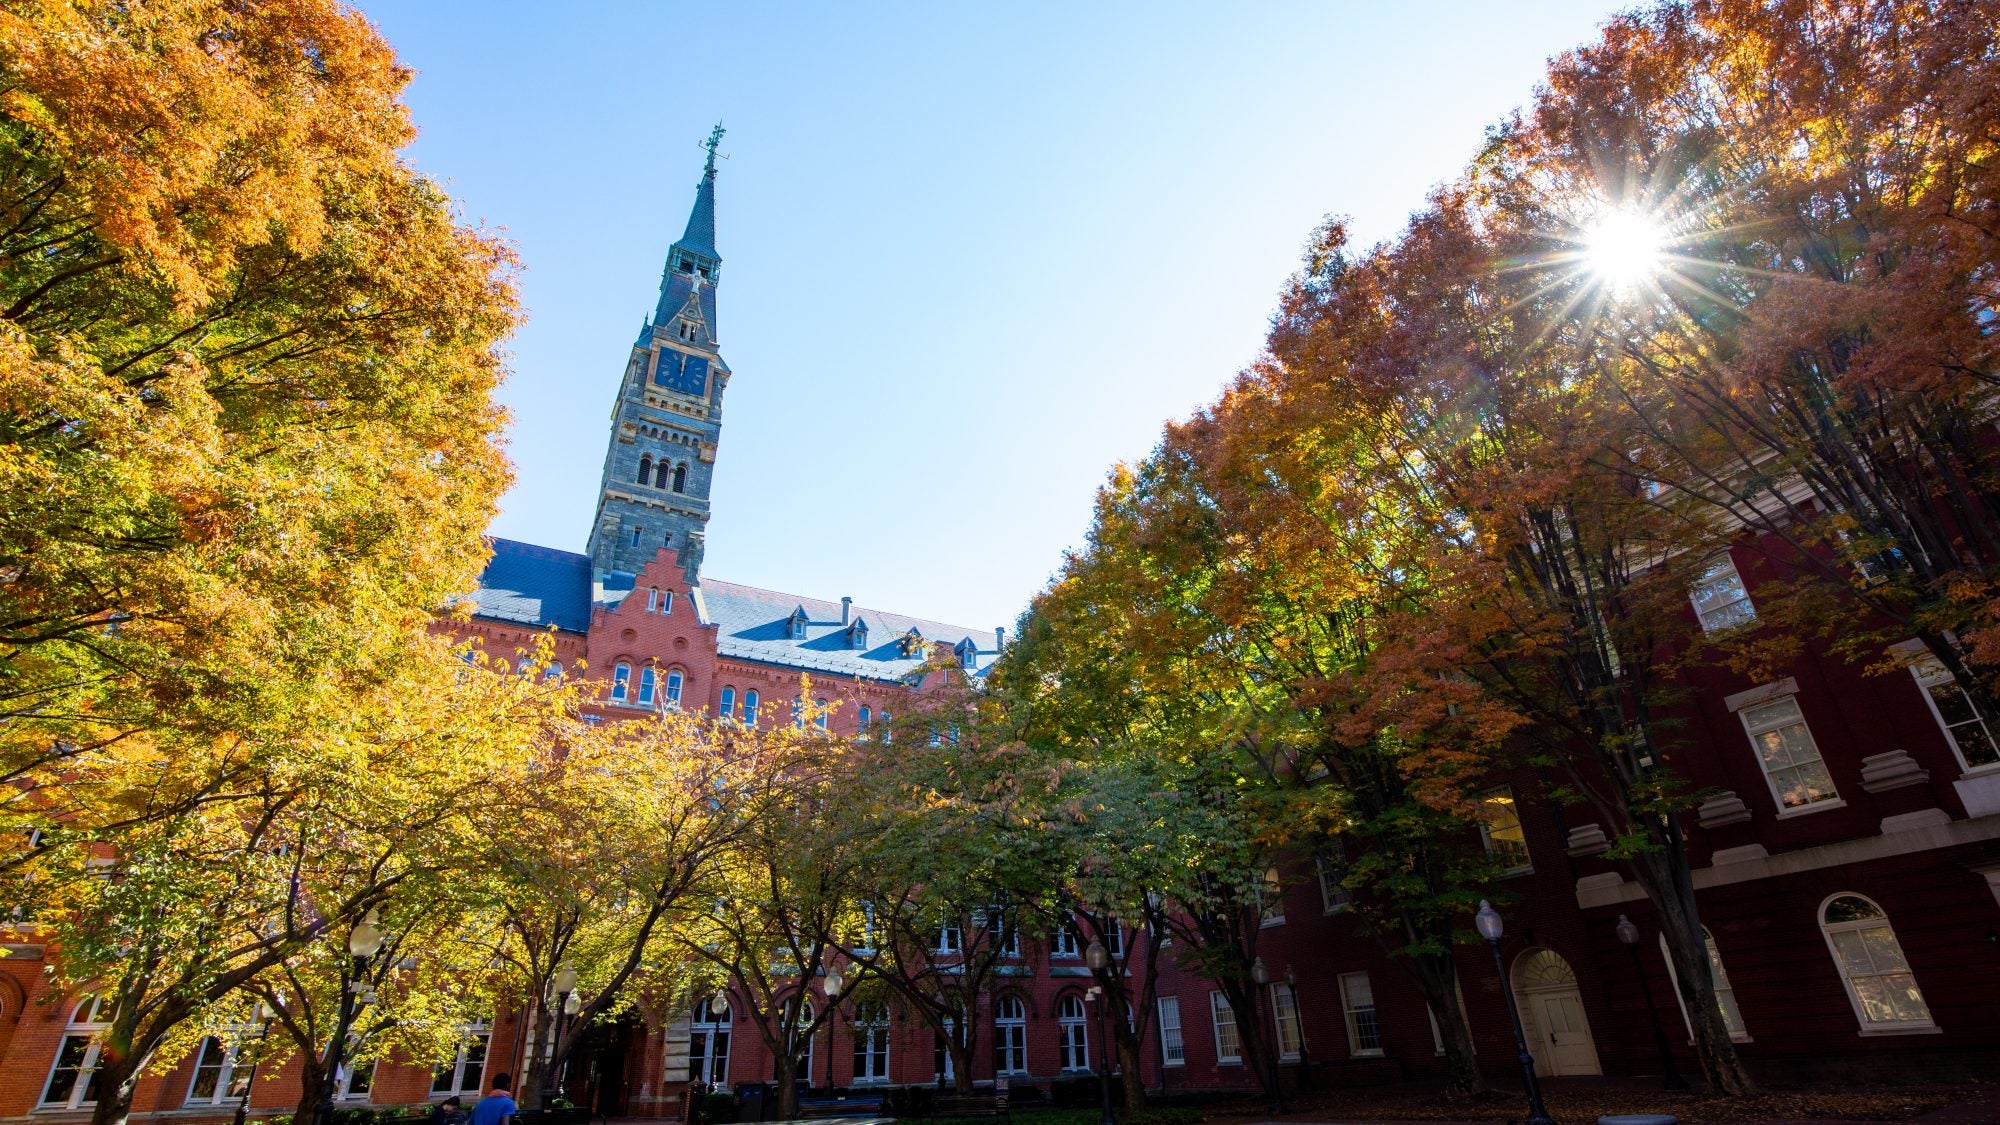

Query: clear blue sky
359 1 1627 632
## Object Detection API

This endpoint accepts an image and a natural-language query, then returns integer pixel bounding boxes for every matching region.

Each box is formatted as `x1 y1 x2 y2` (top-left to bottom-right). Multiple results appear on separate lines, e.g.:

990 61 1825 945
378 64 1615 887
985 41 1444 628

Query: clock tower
587 125 732 584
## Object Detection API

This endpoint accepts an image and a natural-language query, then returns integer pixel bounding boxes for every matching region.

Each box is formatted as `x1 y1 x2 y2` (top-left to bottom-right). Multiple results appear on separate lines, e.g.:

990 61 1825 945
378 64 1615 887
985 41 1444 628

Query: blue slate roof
465 538 593 633
678 168 718 258
698 580 1001 683
464 543 1002 684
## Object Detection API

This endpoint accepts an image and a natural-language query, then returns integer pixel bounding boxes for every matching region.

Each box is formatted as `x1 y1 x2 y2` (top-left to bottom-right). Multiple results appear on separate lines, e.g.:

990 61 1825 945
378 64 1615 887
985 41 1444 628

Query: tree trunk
949 1039 974 1094
773 1053 800 1121
291 1064 330 1125
1411 953 1485 1096
86 1053 140 1125
521 1001 553 1108
1117 1032 1146 1111
1630 838 1756 1095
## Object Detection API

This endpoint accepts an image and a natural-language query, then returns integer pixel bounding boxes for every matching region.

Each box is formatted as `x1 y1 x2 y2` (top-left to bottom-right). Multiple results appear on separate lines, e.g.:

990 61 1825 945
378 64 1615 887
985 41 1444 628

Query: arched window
690 998 730 1085
1819 894 1934 1030
545 662 563 681
666 670 684 710
743 690 760 727
792 698 805 729
815 699 828 731
1057 995 1090 1072
880 710 892 744
994 996 1027 1075
637 666 657 708
638 455 653 485
611 663 631 704
673 463 688 493
719 687 736 721
857 706 872 735
646 588 660 613
659 589 674 615
41 995 113 1109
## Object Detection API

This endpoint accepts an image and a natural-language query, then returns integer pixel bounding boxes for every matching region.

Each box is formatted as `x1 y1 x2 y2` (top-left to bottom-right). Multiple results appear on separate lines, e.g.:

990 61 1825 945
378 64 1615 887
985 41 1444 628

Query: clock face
652 349 709 396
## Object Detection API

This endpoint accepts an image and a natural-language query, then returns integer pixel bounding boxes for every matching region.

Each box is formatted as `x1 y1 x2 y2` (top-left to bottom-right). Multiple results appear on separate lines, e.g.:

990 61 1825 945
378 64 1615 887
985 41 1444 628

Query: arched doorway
1512 948 1601 1077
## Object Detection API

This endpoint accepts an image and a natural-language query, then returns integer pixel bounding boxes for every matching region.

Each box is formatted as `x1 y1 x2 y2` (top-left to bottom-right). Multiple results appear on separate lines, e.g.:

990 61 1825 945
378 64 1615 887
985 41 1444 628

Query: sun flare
1582 208 1666 290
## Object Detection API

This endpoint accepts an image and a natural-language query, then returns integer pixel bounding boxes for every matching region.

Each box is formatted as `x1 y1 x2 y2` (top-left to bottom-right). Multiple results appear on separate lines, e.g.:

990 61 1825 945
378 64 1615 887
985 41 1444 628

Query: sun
1582 208 1666 291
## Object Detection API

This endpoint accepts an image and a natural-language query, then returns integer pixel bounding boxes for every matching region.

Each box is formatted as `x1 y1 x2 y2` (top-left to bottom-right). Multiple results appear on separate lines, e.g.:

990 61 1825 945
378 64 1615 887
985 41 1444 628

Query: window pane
44 1036 91 1106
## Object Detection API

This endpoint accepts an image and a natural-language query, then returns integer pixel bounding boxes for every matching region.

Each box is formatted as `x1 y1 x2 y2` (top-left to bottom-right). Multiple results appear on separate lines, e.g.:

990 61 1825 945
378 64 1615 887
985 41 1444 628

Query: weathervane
702 122 728 178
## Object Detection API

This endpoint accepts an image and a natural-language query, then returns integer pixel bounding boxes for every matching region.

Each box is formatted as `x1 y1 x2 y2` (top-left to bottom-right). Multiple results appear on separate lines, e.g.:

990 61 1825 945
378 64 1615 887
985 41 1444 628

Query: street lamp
1084 940 1115 1125
1475 901 1556 1125
314 910 385 1125
1284 964 1311 1092
1616 915 1689 1091
546 959 579 1107
1249 957 1283 1115
822 965 846 1093
234 997 282 1125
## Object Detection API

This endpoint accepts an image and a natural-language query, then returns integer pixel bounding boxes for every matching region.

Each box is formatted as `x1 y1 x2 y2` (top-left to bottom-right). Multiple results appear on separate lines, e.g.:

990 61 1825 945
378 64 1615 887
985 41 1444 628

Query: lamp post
1475 901 1556 1125
821 965 845 1094
1284 964 1311 1092
1616 915 1689 1091
546 959 579 1107
1083 941 1115 1125
233 998 282 1125
1250 957 1283 1116
314 910 385 1125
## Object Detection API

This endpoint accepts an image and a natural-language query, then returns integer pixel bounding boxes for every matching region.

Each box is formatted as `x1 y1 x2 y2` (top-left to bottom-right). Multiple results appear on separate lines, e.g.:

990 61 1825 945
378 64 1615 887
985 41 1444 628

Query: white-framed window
611 663 631 704
1909 655 2000 770
545 662 564 681
851 1003 889 1084
1317 852 1353 913
780 997 814 1080
789 614 808 641
334 1058 377 1101
1156 995 1185 1067
185 1035 253 1106
719 686 736 721
1691 555 1756 632
1271 983 1303 1061
815 699 829 732
1101 921 1123 957
1051 925 1080 959
631 525 645 548
638 666 658 708
660 589 675 615
1338 972 1383 1057
1258 867 1285 926
430 1021 490 1096
646 587 660 612
666 670 685 710
1659 929 1750 1043
1819 894 1935 1032
994 996 1028 1075
879 710 891 744
857 705 871 735
1476 787 1532 874
40 994 113 1109
1057 995 1090 1072
1425 975 1470 1056
691 998 731 1085
932 1014 959 1083
743 690 760 726
934 921 962 954
1209 991 1241 1064
1740 696 1840 812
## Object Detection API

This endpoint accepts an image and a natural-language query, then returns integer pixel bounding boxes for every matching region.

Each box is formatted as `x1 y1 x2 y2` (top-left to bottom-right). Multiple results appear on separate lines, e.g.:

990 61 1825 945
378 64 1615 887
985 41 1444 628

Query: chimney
995 626 1005 651
841 596 853 625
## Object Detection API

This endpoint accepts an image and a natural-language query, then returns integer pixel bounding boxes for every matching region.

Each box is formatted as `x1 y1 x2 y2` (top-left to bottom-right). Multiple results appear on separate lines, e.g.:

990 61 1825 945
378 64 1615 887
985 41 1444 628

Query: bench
796 1095 888 1119
931 1092 1010 1119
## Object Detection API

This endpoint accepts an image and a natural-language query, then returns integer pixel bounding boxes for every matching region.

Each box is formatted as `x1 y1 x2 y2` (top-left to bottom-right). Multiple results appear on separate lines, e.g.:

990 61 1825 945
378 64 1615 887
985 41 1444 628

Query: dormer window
900 629 925 658
956 639 978 669
848 621 869 650
788 609 809 641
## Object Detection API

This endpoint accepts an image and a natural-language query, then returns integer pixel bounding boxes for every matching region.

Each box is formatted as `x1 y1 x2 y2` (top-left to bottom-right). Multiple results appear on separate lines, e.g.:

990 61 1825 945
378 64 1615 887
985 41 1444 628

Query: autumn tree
24 640 568 1125
478 707 782 1105
0 0 518 855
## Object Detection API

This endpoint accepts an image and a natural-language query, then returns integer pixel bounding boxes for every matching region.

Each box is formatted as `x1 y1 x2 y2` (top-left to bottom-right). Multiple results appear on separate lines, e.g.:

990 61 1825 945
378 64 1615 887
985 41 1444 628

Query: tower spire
655 126 725 324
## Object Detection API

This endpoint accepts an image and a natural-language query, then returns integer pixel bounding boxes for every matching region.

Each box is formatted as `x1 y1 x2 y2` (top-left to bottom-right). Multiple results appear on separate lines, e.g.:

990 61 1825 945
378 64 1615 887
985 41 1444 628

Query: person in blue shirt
469 1074 517 1125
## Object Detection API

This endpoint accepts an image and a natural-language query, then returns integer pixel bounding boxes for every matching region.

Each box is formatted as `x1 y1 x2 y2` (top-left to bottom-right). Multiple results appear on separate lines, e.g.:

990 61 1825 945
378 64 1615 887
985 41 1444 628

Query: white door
1513 948 1602 1077
1533 989 1601 1076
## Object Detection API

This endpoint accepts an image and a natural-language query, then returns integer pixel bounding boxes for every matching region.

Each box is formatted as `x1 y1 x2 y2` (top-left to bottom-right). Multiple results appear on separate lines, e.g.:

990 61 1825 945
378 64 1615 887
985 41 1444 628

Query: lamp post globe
554 960 580 996
1251 957 1269 986
1084 939 1110 972
1616 915 1640 946
348 909 385 958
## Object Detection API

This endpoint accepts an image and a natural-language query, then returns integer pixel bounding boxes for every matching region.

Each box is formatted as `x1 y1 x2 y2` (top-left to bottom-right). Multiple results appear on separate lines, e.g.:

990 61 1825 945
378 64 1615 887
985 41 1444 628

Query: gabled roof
698 580 999 683
465 538 593 633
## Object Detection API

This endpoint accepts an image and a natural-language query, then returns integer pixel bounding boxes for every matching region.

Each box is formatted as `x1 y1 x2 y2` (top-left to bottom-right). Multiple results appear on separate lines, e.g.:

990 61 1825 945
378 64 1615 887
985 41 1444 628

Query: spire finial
703 122 726 180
